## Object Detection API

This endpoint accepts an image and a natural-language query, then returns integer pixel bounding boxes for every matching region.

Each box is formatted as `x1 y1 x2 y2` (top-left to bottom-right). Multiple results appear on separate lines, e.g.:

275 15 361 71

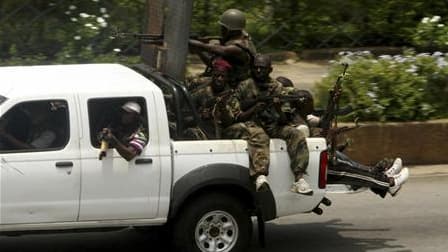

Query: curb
408 164 448 177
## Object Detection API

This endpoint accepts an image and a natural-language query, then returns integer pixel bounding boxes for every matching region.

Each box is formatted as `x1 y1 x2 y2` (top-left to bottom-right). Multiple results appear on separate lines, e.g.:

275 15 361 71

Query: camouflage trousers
222 122 270 177
266 125 309 180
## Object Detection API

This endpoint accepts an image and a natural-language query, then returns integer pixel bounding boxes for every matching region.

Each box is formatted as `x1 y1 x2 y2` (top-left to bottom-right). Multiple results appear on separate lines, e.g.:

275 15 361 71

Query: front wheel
173 192 252 252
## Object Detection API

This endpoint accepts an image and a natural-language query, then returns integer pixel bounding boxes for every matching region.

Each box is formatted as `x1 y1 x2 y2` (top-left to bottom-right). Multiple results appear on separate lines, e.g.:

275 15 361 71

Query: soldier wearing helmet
189 9 256 84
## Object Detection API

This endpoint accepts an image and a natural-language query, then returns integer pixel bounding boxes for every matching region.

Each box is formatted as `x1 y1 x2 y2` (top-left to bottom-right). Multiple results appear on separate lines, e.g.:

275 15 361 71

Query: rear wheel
173 192 251 252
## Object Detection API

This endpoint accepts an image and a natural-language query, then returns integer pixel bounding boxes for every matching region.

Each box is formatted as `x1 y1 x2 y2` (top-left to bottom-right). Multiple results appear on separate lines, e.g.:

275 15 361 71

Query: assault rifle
113 29 222 45
199 89 234 120
206 89 235 138
240 94 306 111
320 63 359 163
112 31 164 44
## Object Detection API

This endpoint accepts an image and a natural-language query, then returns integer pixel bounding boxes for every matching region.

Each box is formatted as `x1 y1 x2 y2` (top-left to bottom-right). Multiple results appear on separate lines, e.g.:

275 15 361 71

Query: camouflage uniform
223 33 257 83
237 78 310 179
279 87 396 197
193 86 270 177
280 87 316 137
186 75 211 92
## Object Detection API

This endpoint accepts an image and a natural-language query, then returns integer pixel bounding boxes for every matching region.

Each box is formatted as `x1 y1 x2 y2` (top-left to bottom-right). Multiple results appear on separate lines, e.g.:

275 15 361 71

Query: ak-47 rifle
320 63 359 164
112 30 165 45
113 29 222 45
240 94 306 111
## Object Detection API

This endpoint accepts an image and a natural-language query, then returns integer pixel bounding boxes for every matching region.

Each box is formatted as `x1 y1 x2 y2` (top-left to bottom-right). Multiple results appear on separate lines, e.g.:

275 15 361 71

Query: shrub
314 50 448 122
412 16 448 52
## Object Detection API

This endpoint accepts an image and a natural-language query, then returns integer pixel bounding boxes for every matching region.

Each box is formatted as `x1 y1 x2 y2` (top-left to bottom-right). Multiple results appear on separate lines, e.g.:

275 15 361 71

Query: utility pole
142 0 164 69
142 0 194 82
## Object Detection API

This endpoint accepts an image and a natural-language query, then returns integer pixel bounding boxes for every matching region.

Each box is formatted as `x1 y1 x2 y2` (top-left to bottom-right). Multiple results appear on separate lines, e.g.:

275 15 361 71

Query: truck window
87 97 148 148
0 100 69 153
0 95 6 105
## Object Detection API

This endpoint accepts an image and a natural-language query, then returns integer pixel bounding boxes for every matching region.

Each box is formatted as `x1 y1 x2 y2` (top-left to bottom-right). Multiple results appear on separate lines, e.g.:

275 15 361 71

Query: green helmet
218 9 246 31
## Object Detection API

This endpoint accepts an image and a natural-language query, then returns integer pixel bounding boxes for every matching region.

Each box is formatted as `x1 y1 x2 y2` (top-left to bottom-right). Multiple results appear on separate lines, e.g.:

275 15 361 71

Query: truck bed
171 137 327 217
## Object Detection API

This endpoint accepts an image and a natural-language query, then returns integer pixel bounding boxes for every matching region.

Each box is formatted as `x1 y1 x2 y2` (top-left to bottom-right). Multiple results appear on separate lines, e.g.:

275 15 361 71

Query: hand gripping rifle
320 63 358 164
98 128 111 160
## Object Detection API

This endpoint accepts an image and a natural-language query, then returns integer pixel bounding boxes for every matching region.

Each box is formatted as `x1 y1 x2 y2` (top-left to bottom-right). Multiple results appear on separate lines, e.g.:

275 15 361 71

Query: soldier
274 76 315 137
192 58 271 191
237 54 313 195
283 84 409 197
189 9 256 85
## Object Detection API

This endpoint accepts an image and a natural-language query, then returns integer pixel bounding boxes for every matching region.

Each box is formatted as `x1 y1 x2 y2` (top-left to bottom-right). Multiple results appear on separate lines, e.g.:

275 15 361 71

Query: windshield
0 95 6 105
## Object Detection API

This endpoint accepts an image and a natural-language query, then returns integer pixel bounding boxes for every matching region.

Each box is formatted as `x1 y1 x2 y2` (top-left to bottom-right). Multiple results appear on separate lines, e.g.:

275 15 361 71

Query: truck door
77 96 161 221
0 98 81 224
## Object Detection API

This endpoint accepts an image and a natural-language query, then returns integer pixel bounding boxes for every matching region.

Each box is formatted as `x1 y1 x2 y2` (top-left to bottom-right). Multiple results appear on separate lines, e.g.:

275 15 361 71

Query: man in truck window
192 59 271 191
99 101 148 161
0 102 58 151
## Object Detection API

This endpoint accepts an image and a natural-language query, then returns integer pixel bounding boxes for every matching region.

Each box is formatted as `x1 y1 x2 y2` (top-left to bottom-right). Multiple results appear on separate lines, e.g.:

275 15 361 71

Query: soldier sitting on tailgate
236 54 313 195
280 80 409 197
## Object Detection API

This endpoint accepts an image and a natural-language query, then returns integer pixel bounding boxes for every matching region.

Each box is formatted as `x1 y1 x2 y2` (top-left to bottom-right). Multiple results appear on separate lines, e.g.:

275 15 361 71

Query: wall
337 120 448 165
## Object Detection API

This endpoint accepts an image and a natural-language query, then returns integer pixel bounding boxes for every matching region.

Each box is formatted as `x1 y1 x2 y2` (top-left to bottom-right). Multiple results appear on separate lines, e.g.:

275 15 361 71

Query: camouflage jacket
192 86 239 138
223 31 257 82
235 78 286 130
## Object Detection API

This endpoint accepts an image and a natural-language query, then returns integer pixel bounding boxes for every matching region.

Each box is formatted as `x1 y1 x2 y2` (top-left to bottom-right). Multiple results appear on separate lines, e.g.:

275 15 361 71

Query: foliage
192 0 448 51
0 1 447 121
2 0 448 66
0 0 145 66
412 16 448 52
314 50 448 122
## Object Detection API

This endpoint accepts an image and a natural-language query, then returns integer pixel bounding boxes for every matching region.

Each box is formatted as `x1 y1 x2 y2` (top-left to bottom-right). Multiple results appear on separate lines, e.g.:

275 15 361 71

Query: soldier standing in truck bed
189 9 256 86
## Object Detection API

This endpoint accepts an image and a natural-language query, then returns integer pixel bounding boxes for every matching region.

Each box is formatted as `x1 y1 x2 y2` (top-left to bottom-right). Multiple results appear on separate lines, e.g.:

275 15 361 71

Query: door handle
135 158 153 165
55 161 73 168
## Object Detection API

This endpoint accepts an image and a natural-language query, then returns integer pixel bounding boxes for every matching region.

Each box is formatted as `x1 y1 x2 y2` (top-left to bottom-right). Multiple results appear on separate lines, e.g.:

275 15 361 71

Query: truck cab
0 64 329 252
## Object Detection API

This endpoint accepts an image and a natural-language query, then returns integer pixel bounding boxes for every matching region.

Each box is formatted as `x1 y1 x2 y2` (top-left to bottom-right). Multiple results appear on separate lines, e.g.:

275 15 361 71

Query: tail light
319 150 328 189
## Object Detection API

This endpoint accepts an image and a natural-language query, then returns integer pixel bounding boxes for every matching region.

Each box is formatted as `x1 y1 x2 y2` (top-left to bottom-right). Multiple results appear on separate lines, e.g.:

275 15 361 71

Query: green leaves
314 50 448 122
412 16 448 52
0 1 145 66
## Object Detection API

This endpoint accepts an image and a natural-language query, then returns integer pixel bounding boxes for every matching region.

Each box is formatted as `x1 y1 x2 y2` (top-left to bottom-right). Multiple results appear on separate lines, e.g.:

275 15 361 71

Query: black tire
172 192 252 252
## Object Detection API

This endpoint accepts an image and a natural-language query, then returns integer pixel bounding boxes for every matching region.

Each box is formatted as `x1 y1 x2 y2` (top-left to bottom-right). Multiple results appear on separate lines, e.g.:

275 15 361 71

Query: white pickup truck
0 64 330 252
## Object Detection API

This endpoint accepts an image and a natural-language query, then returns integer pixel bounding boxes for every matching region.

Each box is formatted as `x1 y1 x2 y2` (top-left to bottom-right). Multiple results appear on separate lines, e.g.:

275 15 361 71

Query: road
1 172 447 252
249 173 448 252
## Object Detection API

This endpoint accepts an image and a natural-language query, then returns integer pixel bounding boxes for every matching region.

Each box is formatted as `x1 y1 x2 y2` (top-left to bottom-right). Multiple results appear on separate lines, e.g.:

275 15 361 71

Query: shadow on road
0 227 165 252
249 218 410 252
0 219 411 252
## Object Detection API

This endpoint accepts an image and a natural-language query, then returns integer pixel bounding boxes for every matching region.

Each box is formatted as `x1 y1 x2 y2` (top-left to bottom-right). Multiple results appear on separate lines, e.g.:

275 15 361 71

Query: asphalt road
249 173 448 252
1 173 447 252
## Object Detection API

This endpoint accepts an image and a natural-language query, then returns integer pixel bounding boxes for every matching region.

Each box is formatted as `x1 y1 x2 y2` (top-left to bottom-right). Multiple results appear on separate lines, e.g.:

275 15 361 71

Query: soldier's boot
384 158 402 177
255 175 269 192
389 167 409 197
290 178 313 195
